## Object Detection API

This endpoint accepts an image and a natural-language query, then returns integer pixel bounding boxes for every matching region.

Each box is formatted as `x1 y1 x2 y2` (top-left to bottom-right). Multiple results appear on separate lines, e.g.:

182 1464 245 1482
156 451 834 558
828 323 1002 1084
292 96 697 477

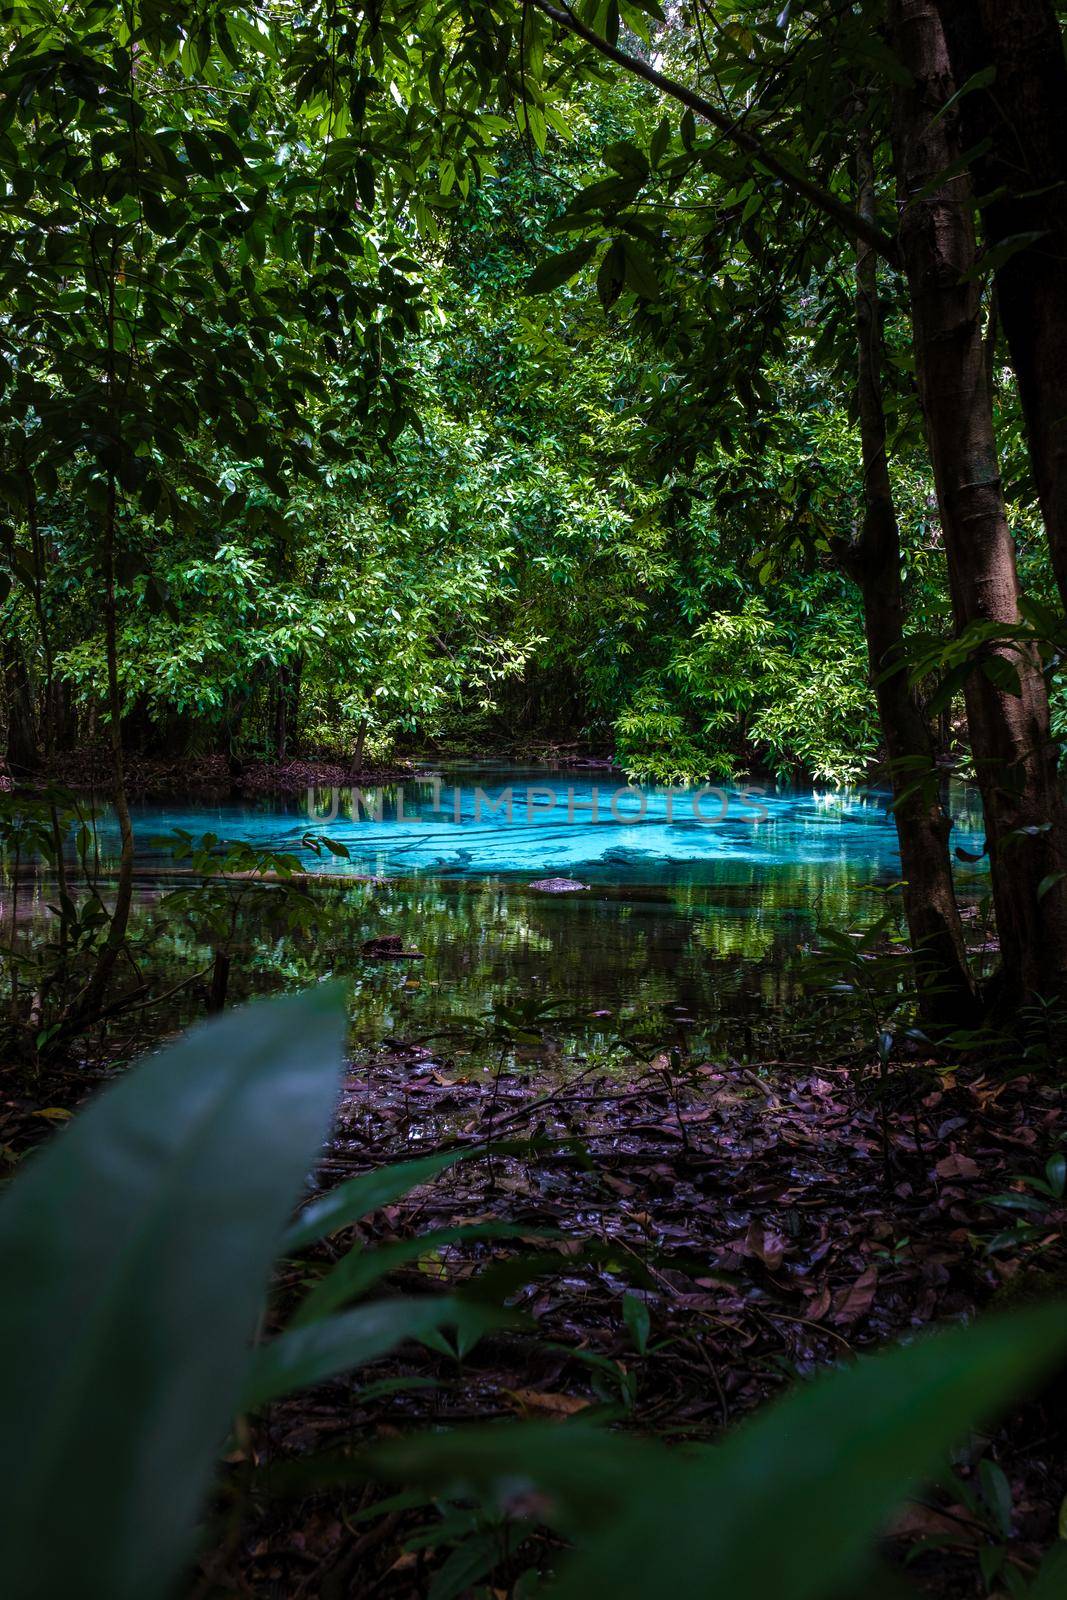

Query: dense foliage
0 0 979 786
9 7 1067 1595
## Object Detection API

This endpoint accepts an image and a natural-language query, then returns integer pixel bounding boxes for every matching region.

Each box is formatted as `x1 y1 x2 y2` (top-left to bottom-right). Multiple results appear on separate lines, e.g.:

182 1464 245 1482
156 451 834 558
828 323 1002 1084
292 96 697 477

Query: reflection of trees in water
0 817 983 1064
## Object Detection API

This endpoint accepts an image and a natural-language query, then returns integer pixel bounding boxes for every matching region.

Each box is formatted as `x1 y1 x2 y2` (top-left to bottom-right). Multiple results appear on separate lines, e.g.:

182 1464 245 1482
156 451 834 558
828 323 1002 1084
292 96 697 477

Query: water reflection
6 766 989 1059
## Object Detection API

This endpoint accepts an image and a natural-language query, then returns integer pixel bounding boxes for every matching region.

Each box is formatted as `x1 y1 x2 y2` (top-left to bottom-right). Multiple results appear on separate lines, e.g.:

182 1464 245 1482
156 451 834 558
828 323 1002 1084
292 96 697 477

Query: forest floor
4 1020 1066 1594
182 1040 1067 1599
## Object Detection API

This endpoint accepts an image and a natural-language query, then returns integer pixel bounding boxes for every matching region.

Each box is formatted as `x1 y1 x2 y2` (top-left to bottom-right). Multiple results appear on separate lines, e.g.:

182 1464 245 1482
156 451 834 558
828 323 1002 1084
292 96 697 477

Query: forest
3 0 1067 1596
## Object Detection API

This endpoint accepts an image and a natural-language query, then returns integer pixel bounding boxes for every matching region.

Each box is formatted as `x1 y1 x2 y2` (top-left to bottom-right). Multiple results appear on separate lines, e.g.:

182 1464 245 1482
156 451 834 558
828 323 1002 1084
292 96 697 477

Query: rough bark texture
845 138 976 1025
934 0 1067 613
889 0 1067 1002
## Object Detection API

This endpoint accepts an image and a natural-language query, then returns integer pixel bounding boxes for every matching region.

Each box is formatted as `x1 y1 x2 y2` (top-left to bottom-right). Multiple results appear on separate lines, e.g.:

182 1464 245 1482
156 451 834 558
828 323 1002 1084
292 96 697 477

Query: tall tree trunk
3 639 38 776
933 0 1067 614
889 0 1067 1003
845 135 976 1025
67 482 135 1028
274 664 289 762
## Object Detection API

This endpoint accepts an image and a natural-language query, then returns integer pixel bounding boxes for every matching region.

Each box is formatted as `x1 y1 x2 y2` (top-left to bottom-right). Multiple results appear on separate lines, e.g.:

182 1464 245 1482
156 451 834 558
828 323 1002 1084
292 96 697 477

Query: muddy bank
19 749 417 800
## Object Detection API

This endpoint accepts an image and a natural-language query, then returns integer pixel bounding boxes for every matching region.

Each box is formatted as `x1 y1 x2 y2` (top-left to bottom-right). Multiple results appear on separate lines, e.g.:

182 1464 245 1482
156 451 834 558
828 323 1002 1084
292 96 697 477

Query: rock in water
528 877 590 893
362 935 424 959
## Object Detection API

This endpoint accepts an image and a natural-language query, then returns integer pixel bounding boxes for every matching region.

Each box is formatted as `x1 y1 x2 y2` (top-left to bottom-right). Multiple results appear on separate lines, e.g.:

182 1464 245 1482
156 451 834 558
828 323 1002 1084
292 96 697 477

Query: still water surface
77 765 987 1058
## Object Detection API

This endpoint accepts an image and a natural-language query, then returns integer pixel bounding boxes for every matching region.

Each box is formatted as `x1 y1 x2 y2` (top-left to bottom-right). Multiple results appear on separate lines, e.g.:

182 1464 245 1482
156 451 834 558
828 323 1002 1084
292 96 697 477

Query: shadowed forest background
4 3 1067 1598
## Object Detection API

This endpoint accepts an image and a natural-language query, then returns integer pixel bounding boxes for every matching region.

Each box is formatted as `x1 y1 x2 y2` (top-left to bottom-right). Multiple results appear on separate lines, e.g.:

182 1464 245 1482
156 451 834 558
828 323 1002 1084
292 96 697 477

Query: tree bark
844 135 976 1025
349 716 369 778
889 0 1067 1003
67 473 135 1027
933 0 1067 614
274 664 289 761
3 639 38 775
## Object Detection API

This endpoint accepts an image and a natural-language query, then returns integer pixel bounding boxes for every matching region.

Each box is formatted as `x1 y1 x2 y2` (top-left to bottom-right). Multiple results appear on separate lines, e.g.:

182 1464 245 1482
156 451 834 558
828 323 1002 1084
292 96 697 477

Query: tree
933 0 1067 616
0 0 418 1025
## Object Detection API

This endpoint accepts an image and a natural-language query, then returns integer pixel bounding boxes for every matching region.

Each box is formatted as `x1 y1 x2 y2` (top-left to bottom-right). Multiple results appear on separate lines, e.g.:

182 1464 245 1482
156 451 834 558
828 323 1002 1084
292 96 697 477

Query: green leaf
650 116 671 167
181 128 216 177
1030 1542 1067 1600
525 242 597 295
977 1458 1013 1538
622 1292 650 1354
0 987 348 1600
963 229 1048 282
428 1530 512 1600
931 64 997 127
560 1306 1067 1600
597 239 625 311
283 1148 480 1252
242 1297 513 1408
979 653 1022 695
622 238 660 299
604 140 649 180
369 1305 1067 1600
291 1222 539 1326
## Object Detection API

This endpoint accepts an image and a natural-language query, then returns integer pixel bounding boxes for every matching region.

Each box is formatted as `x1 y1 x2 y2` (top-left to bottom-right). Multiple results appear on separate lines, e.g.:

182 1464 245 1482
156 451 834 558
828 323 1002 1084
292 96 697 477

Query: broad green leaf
368 1305 1067 1600
242 1297 514 1408
0 987 347 1600
428 1529 517 1600
559 1304 1067 1600
962 229 1049 282
622 238 660 299
291 1222 540 1326
1030 1541 1067 1600
282 1142 535 1251
283 1149 476 1250
525 242 597 295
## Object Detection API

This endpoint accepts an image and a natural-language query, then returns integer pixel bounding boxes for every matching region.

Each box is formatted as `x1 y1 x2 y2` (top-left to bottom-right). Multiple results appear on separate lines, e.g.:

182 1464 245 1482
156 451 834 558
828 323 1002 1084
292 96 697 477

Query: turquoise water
30 766 987 1059
119 764 988 885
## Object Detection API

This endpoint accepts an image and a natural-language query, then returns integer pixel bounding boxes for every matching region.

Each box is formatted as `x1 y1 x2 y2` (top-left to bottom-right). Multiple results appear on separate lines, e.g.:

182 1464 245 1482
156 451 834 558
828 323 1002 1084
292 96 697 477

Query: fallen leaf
832 1264 878 1326
742 1219 788 1271
805 1285 833 1322
507 1389 591 1417
935 1153 980 1181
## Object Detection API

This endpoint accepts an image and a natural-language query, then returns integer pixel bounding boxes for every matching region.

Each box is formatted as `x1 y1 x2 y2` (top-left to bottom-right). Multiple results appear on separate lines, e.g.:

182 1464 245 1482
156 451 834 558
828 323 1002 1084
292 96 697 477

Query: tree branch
529 0 901 268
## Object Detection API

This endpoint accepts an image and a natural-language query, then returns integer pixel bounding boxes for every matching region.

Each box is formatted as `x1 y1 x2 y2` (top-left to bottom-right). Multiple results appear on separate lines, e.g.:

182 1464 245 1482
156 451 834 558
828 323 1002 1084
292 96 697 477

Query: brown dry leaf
507 1388 592 1417
805 1284 833 1322
889 1501 977 1545
743 1219 788 1271
935 1153 980 1181
832 1264 878 1326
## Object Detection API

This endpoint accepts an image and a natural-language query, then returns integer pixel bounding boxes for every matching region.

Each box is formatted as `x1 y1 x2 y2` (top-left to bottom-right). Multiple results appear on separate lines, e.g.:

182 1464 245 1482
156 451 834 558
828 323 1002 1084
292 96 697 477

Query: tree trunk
274 664 289 761
349 716 369 778
889 0 1067 1003
67 473 135 1026
207 948 231 1014
845 135 976 1026
933 0 1067 614
3 639 38 775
